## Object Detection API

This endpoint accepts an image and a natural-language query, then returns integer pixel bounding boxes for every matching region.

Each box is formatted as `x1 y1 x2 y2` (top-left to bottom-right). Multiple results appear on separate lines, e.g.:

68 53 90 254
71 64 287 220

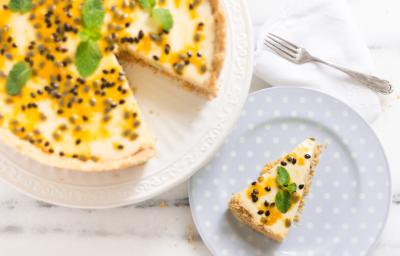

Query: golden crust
294 144 324 222
0 127 155 172
229 143 324 241
228 194 285 242
205 0 226 98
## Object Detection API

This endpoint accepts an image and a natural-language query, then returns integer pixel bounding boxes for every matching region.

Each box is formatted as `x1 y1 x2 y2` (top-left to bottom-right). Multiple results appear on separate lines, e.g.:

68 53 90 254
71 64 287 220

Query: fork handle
313 58 393 95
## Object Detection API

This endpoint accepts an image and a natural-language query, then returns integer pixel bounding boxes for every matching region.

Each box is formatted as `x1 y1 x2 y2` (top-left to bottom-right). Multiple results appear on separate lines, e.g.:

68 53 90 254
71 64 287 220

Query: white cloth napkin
250 0 381 122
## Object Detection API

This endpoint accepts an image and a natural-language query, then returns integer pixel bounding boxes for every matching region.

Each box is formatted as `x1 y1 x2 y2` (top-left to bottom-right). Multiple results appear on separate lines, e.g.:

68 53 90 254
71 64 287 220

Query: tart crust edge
0 126 156 172
228 193 285 242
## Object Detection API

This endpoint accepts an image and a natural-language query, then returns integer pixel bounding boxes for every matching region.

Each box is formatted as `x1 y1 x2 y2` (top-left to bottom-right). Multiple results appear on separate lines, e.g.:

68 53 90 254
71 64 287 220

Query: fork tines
264 33 299 61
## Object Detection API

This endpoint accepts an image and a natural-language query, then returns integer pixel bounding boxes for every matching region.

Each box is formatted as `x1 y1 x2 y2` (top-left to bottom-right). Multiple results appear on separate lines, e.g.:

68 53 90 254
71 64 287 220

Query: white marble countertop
0 0 399 255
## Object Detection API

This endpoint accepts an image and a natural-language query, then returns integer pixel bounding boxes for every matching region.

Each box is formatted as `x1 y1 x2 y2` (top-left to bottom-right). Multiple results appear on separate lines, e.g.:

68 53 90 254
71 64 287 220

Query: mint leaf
79 29 101 41
82 0 104 31
8 0 32 13
277 166 289 187
75 40 101 78
286 183 297 194
152 8 173 32
139 0 155 9
275 190 291 213
77 0 104 78
6 61 31 96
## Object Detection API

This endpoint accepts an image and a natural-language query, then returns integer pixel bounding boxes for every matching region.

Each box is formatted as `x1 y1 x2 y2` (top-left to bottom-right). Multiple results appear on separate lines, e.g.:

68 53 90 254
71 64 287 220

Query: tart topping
75 0 104 77
75 39 102 78
8 0 32 13
287 155 297 165
284 218 292 228
151 8 173 32
139 0 156 9
6 61 31 96
275 166 297 214
139 0 174 32
260 217 267 224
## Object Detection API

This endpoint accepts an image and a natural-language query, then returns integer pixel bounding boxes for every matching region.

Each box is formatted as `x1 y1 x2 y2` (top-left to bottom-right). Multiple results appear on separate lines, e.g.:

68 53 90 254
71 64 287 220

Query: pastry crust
294 144 324 221
205 0 226 98
229 194 286 242
0 126 155 172
229 143 324 241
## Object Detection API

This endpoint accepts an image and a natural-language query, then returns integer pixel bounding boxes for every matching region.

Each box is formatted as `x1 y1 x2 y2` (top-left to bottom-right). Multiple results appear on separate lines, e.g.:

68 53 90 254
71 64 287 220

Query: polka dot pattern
189 88 390 256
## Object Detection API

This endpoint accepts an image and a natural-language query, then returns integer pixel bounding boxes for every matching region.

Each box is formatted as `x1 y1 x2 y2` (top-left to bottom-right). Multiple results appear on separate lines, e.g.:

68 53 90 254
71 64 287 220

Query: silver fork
264 33 393 95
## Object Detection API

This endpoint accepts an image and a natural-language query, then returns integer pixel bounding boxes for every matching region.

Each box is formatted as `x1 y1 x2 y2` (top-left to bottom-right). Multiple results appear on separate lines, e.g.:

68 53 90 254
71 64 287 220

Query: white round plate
0 0 253 208
189 87 391 255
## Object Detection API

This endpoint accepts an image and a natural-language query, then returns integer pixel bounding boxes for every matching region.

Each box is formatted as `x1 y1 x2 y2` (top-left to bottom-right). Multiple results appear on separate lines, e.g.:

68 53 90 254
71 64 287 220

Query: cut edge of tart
228 138 324 242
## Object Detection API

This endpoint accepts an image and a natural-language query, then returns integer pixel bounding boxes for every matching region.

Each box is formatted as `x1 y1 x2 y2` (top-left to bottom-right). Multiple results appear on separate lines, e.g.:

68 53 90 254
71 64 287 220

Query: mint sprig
275 166 297 213
79 29 101 42
75 40 101 78
286 183 297 193
82 0 105 31
152 8 173 32
275 190 291 214
276 166 289 187
8 0 32 13
75 0 104 78
139 0 155 9
139 0 174 32
6 61 31 96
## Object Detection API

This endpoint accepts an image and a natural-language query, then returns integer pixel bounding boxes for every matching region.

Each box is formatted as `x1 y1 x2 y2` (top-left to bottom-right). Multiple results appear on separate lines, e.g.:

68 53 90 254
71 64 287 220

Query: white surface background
0 0 399 255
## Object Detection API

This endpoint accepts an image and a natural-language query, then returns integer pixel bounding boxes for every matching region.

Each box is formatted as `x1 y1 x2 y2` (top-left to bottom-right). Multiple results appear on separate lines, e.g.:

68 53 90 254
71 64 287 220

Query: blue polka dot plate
189 87 391 256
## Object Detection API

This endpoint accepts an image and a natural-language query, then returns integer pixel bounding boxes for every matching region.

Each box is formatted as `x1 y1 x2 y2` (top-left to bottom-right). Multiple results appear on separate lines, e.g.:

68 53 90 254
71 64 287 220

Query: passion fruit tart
228 138 324 242
0 0 225 171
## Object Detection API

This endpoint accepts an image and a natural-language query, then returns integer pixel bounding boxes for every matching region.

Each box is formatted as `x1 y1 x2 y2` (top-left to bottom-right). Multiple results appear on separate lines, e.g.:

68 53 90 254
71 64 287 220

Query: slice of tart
0 0 225 171
228 138 324 242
